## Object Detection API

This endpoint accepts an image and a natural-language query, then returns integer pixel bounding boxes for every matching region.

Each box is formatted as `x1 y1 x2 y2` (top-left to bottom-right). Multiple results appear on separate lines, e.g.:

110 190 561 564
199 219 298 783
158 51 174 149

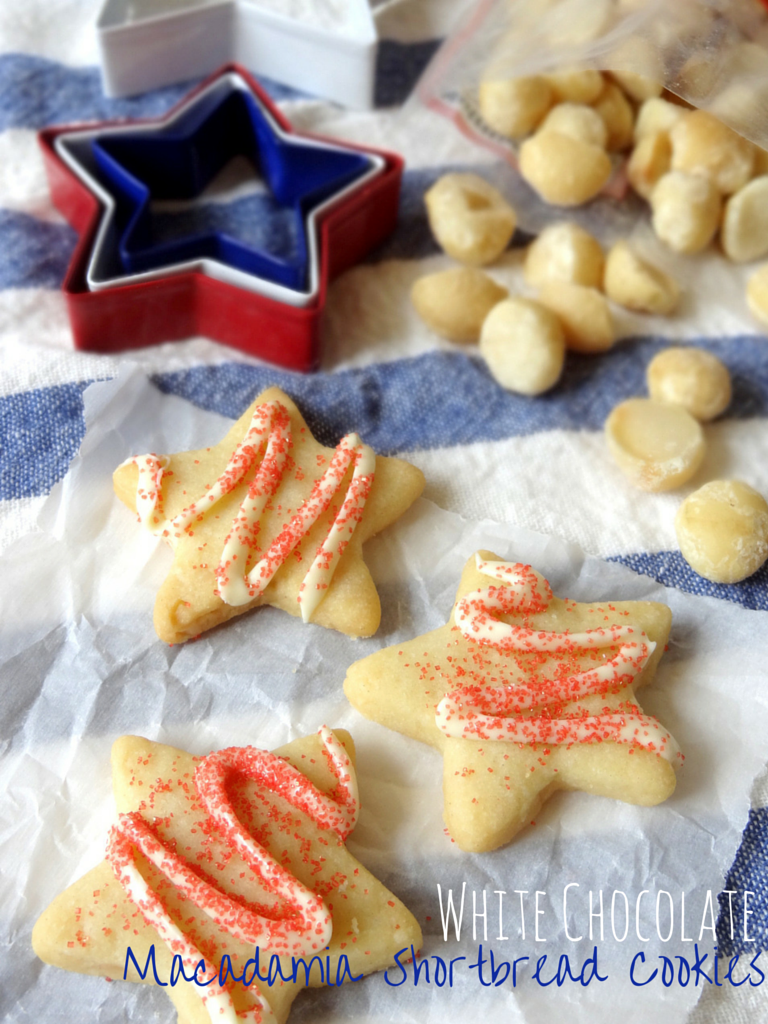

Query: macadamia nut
546 68 604 105
675 481 768 583
605 398 705 491
651 171 721 254
592 81 635 151
539 102 608 148
519 132 611 206
545 0 613 47
411 268 508 344
627 131 672 201
675 55 718 101
524 222 605 289
424 173 517 266
479 297 565 395
634 98 685 143
646 347 731 421
607 37 664 102
604 241 680 314
746 264 768 329
610 71 662 103
670 110 755 195
721 176 768 263
710 82 768 129
538 282 615 353
478 77 553 139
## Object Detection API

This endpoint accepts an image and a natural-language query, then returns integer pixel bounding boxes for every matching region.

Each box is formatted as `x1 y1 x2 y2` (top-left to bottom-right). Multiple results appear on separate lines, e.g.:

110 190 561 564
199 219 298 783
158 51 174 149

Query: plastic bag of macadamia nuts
411 0 768 241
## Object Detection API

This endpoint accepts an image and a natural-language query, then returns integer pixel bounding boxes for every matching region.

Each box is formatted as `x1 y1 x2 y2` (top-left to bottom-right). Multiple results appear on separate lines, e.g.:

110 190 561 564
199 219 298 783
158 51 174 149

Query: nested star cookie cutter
73 71 383 304
39 64 403 369
90 78 376 290
97 0 382 109
54 69 387 307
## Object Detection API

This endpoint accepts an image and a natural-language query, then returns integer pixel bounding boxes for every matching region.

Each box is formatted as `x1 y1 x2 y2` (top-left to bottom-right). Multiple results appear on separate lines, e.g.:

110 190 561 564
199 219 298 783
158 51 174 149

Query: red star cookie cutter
38 63 403 372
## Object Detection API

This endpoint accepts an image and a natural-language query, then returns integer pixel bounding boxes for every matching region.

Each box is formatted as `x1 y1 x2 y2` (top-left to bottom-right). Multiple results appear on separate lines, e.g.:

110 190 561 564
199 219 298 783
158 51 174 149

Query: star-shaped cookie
344 551 681 853
113 386 424 644
32 729 422 1024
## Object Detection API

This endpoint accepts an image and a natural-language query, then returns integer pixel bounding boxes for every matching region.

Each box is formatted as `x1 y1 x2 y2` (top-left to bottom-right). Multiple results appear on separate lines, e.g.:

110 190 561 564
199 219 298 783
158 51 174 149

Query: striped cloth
2 2 768 1022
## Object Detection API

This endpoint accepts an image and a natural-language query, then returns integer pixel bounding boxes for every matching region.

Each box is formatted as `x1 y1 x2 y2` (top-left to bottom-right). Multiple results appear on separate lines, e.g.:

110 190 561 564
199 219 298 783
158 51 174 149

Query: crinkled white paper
3 366 768 1024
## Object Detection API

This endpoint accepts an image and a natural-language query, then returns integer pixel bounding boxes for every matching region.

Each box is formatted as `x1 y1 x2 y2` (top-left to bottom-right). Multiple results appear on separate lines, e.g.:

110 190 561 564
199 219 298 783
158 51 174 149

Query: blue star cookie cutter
91 79 373 291
38 64 403 370
52 70 385 308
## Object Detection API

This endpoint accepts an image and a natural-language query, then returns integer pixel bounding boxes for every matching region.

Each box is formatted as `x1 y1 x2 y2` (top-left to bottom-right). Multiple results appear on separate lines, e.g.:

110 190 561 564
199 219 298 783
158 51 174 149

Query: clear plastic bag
413 0 768 234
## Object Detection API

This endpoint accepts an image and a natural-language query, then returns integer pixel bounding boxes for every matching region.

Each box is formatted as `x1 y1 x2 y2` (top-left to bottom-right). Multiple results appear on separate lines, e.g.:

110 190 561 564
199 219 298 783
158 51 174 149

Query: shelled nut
411 268 508 343
676 480 768 583
538 102 608 148
605 397 705 491
546 68 604 104
646 347 731 421
634 97 685 143
478 77 553 139
670 109 755 195
424 173 517 266
480 297 566 395
604 241 680 314
627 131 672 200
538 282 615 353
650 171 721 254
519 131 611 205
721 176 768 263
524 222 605 289
592 81 635 151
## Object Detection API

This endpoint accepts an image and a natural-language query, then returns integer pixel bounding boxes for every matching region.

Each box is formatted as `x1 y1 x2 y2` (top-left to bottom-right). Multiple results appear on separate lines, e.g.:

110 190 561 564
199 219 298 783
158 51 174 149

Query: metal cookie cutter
97 0 386 109
91 77 375 287
54 69 387 307
38 64 403 370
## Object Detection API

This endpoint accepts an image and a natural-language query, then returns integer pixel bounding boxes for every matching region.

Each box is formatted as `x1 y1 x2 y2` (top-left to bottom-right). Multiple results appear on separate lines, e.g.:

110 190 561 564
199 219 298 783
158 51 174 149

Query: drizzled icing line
107 814 274 1024
117 452 169 530
125 400 375 622
436 556 682 763
106 727 359 1024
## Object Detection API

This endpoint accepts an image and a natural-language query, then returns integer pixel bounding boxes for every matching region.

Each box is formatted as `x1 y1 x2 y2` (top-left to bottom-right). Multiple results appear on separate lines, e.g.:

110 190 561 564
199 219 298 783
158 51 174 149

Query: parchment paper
3 366 768 1024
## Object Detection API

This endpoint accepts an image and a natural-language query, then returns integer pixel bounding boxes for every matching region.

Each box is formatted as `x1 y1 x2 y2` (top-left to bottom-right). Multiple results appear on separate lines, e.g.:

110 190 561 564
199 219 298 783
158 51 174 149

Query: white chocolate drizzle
106 727 359 1024
436 556 682 763
124 400 375 621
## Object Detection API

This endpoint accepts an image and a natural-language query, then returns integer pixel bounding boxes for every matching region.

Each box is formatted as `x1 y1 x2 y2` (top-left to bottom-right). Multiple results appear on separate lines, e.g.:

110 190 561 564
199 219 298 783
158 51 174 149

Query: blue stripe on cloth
717 808 768 956
1 337 767 500
0 382 90 500
0 54 303 132
608 550 768 612
154 338 768 447
374 39 442 108
0 210 77 289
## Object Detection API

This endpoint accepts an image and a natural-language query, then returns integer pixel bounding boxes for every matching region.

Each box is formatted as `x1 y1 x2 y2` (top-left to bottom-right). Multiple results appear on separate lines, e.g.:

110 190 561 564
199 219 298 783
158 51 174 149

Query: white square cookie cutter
53 71 385 308
97 0 394 109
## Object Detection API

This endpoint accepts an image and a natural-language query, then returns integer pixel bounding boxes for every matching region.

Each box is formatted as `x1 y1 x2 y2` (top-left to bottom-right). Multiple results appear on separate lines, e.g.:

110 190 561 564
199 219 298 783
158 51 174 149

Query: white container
97 0 381 109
